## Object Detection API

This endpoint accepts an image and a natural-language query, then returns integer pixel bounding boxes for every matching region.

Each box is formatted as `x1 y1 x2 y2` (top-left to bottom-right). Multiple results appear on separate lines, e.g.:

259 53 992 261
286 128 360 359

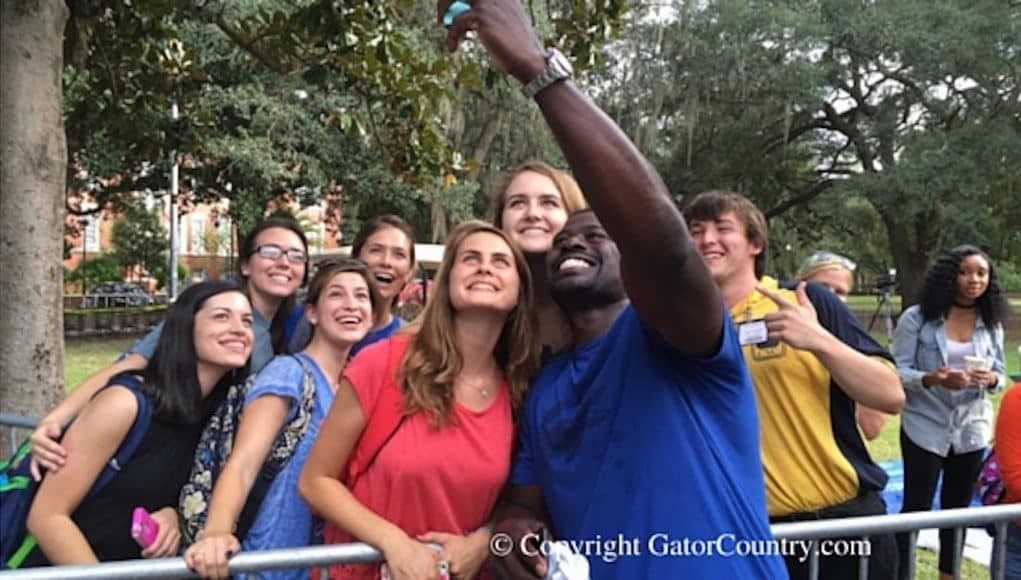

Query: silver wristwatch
522 49 573 99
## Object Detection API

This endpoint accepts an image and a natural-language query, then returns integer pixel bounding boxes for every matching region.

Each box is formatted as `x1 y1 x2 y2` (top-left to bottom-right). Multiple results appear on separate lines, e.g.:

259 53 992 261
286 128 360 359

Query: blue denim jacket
892 305 1007 456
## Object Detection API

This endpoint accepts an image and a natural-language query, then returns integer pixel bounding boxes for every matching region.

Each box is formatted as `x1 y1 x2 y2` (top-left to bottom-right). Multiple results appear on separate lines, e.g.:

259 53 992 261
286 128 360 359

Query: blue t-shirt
127 308 275 373
511 305 786 579
287 308 405 358
350 316 404 358
240 353 334 580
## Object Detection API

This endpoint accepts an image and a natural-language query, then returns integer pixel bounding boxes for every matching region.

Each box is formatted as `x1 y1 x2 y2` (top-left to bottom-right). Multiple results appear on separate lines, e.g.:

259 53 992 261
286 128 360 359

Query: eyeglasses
798 251 857 275
252 244 306 264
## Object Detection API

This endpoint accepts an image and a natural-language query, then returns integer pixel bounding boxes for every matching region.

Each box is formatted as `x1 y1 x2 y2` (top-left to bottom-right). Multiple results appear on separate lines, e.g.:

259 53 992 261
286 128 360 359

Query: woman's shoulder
250 354 309 390
65 385 140 449
91 383 142 416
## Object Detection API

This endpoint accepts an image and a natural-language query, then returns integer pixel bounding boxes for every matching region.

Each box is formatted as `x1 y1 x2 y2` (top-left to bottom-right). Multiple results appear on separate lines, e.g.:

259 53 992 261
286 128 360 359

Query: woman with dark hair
290 214 417 356
29 217 308 480
184 260 382 580
299 221 539 580
892 244 1010 580
23 281 253 566
490 160 586 353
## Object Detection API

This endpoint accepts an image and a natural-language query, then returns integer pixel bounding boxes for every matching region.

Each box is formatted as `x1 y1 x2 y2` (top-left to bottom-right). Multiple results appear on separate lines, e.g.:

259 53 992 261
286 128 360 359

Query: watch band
522 49 573 99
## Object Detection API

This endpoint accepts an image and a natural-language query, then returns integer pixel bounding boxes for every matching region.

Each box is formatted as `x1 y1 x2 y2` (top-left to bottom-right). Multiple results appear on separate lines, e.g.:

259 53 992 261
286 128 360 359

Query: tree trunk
881 212 929 312
1 0 69 451
466 108 507 183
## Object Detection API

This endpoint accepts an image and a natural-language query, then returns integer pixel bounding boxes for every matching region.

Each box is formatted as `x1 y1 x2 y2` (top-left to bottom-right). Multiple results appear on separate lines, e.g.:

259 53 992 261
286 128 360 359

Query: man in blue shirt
438 1 785 577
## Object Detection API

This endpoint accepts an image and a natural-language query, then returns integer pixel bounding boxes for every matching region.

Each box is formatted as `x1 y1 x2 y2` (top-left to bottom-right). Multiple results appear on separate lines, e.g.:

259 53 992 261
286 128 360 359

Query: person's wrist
514 50 551 86
379 528 412 558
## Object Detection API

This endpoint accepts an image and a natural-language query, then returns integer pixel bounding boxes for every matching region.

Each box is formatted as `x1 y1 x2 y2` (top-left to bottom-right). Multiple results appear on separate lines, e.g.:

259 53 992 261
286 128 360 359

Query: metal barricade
2 504 1018 579
0 413 39 457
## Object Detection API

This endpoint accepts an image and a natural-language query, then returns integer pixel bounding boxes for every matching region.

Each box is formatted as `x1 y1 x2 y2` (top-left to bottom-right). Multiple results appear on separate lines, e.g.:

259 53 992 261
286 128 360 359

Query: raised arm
441 0 721 357
29 353 148 480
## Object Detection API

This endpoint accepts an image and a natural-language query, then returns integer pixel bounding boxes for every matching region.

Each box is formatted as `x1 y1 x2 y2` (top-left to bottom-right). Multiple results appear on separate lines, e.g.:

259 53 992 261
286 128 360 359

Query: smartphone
131 507 159 549
437 560 451 580
443 0 471 28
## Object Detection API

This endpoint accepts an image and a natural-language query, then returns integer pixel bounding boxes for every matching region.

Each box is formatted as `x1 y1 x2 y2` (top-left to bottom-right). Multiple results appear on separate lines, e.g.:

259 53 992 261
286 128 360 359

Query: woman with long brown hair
299 221 539 580
490 161 586 353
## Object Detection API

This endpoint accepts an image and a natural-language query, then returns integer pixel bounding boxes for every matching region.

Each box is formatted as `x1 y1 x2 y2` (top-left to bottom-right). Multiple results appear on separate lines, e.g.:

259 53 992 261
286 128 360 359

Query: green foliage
997 262 1021 293
64 254 122 285
60 0 627 245
110 202 169 285
592 0 1021 301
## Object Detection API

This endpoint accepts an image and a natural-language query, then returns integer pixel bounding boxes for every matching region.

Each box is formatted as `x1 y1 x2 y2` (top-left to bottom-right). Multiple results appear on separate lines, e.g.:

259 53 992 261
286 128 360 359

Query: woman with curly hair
892 244 1010 580
300 221 539 580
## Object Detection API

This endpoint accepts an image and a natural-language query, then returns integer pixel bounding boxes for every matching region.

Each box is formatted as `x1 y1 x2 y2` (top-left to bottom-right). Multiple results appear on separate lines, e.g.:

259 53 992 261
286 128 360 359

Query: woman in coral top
992 382 1021 578
300 221 539 580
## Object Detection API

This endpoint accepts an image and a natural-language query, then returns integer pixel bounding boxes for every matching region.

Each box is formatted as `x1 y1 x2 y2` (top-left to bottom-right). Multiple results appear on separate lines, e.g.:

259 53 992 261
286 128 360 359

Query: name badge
738 319 769 346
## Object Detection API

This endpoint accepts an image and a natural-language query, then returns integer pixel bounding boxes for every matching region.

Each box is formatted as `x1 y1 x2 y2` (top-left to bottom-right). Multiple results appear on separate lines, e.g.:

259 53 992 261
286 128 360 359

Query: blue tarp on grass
878 460 983 514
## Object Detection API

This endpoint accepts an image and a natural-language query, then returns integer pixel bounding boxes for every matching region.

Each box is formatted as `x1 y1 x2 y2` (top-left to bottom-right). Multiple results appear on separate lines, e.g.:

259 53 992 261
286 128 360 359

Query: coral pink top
996 383 1021 524
324 335 512 579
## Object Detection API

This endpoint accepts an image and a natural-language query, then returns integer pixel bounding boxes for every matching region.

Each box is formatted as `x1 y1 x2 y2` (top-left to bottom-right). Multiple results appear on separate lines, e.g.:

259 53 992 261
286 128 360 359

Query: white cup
964 355 991 373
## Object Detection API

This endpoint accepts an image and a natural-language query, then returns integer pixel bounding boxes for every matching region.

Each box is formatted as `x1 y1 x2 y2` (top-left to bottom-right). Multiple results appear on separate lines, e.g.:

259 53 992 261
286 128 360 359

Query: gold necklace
457 377 496 398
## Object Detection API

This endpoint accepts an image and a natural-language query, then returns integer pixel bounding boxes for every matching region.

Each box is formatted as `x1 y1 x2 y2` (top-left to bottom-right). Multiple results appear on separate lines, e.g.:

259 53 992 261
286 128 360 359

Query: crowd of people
10 1 1018 579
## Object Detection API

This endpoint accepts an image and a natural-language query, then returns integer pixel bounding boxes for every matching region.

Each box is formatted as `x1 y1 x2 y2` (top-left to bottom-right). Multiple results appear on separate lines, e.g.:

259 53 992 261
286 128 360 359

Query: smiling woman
29 218 309 480
184 260 381 580
299 221 539 580
892 244 1011 580
22 282 252 568
491 161 587 352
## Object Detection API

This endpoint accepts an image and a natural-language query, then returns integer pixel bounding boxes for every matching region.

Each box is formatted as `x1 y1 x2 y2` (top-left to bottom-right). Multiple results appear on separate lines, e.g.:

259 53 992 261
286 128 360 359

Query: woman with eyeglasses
184 259 382 580
28 217 309 481
22 281 253 567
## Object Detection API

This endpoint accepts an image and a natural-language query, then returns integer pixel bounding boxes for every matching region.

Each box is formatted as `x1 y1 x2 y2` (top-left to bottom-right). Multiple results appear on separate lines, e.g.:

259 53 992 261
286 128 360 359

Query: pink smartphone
131 507 159 548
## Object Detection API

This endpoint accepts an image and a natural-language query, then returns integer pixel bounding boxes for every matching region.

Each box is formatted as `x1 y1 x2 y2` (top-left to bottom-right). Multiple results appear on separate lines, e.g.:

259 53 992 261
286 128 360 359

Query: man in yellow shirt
684 190 905 580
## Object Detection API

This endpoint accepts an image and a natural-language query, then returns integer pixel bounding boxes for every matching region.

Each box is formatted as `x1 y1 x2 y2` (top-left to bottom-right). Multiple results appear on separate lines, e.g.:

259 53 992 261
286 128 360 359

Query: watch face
550 50 573 77
523 49 573 98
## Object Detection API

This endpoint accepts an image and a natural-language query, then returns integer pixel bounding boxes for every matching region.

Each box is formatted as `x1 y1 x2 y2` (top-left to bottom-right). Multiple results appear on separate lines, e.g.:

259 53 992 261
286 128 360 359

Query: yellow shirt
731 277 861 516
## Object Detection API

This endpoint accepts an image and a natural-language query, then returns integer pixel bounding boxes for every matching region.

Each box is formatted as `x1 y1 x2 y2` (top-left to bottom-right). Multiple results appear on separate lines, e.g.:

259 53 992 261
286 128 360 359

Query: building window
191 215 205 254
83 218 100 253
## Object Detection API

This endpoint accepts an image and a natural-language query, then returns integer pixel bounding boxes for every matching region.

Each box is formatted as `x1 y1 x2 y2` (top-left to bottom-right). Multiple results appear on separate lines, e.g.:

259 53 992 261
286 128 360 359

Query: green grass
846 293 1021 315
64 336 137 389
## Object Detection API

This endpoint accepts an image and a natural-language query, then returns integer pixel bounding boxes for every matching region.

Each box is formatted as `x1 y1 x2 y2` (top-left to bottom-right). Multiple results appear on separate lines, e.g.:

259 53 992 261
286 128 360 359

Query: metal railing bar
0 414 40 430
770 504 1021 539
0 543 382 579
1 489 1017 579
